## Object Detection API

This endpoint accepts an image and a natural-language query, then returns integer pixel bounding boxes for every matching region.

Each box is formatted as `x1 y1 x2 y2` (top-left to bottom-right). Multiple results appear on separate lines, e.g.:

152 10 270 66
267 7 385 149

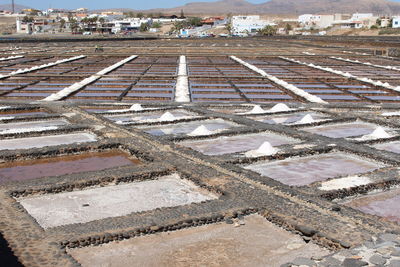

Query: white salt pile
188 125 214 136
358 126 391 140
106 103 145 113
368 127 391 139
130 104 144 111
247 105 266 114
319 176 371 191
297 114 315 124
159 112 176 121
268 103 291 113
245 141 278 157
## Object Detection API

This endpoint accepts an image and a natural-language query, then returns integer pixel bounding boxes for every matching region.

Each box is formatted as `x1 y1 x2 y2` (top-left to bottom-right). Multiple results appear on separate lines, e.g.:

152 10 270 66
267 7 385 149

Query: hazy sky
6 0 273 10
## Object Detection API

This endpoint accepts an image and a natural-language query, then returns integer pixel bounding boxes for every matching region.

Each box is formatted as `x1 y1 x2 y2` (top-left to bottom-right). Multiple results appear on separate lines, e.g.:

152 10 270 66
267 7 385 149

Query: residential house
298 14 335 29
231 15 274 34
393 17 400 28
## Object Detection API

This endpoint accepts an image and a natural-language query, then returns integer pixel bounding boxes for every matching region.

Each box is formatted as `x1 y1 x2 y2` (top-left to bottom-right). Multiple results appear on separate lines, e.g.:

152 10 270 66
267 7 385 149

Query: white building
16 17 52 34
231 15 273 34
16 18 33 34
332 20 363 29
75 8 88 13
298 14 335 29
380 18 391 27
330 13 377 29
298 14 317 24
152 18 185 23
351 13 373 20
110 18 151 33
393 17 400 28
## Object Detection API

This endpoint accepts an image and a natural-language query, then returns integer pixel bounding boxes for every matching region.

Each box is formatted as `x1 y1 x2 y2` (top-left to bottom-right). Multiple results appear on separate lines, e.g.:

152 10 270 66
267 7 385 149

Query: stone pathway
283 233 400 267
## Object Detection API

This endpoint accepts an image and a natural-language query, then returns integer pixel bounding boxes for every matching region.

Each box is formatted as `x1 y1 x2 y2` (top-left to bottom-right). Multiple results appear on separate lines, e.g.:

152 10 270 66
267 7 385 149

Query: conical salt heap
188 125 214 136
247 105 266 114
268 103 291 112
298 114 315 124
368 127 391 139
245 141 278 157
159 111 176 122
129 104 144 111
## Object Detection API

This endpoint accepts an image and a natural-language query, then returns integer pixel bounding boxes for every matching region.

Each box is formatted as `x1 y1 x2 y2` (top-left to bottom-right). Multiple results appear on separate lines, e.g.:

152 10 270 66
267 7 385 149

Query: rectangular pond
18 173 217 229
244 152 384 186
68 214 329 267
0 132 97 151
303 121 384 138
105 109 198 124
140 118 239 136
0 119 69 134
0 150 140 184
249 112 329 125
342 187 400 224
372 141 400 154
179 132 299 156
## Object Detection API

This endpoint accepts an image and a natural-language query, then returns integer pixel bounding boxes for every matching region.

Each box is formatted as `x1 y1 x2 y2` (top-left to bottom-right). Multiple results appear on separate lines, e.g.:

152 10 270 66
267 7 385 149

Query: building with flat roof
232 15 274 34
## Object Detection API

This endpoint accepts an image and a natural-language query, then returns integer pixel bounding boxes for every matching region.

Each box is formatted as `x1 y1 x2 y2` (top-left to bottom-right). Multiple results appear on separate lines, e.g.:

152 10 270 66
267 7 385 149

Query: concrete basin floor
68 214 330 267
18 174 217 229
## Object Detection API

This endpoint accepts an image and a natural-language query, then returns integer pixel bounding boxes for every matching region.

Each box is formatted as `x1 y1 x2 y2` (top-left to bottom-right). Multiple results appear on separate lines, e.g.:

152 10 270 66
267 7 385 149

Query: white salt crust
175 55 190 102
281 56 400 94
0 55 85 80
230 56 327 104
43 55 138 101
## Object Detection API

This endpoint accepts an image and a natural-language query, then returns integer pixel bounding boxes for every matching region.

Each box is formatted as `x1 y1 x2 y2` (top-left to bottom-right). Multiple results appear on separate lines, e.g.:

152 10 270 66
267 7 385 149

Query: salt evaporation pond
0 150 140 184
0 132 97 150
244 152 384 186
343 187 400 224
141 119 238 136
179 132 299 155
373 141 400 154
68 214 329 267
18 174 217 229
303 121 384 138
249 112 329 125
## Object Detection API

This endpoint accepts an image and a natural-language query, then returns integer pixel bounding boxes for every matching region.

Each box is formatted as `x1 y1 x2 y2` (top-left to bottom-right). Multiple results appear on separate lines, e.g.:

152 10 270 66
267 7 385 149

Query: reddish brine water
304 122 379 138
0 150 140 183
343 188 400 224
245 152 383 186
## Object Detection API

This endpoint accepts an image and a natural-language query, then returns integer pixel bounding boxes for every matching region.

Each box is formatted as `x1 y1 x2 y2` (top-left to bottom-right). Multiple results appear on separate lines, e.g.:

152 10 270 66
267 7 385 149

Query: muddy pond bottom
68 214 330 267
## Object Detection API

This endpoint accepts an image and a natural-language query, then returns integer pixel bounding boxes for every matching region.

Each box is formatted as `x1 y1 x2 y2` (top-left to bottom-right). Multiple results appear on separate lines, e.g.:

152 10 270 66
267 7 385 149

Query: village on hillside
1 6 400 37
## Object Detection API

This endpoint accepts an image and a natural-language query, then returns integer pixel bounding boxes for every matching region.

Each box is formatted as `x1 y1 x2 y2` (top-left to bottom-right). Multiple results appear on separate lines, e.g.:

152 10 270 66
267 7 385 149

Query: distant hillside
0 4 31 12
145 0 400 15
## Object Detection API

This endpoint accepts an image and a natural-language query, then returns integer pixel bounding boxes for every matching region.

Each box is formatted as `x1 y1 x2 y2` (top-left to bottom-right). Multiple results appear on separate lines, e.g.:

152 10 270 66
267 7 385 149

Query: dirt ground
0 16 16 33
